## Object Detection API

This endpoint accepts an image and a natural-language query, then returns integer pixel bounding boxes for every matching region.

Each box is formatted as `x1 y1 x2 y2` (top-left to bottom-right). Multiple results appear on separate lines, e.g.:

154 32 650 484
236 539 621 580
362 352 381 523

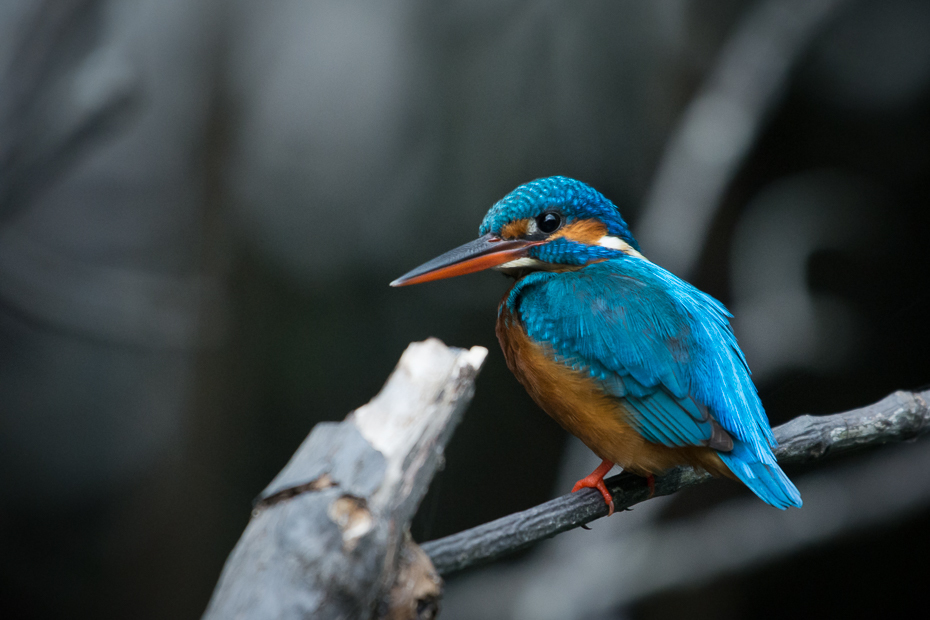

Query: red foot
645 473 655 498
572 459 615 516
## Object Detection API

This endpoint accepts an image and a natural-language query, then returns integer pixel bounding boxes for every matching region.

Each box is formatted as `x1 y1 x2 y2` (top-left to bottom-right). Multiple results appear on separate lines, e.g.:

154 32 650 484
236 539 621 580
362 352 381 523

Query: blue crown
479 176 640 250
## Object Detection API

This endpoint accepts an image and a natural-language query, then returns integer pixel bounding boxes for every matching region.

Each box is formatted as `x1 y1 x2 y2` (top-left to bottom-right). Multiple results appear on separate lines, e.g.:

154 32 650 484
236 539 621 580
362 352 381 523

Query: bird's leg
645 473 655 498
572 459 615 516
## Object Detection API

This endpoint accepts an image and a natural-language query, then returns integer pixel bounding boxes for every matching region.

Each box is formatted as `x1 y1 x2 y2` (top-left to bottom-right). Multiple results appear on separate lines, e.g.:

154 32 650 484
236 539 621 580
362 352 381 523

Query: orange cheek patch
552 219 608 244
499 219 531 239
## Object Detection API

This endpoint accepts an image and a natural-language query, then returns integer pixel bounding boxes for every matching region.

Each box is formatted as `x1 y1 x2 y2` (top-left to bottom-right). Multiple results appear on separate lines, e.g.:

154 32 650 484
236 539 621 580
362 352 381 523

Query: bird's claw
572 464 615 516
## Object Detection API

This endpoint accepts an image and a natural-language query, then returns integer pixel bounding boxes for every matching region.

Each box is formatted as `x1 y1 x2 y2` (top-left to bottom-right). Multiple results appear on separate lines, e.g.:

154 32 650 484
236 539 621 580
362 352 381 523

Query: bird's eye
536 212 562 234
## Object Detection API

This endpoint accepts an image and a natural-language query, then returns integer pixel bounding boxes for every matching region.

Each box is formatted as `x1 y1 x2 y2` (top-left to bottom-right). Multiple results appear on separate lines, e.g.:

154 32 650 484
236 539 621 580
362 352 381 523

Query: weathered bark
423 389 930 575
203 339 488 620
203 339 930 612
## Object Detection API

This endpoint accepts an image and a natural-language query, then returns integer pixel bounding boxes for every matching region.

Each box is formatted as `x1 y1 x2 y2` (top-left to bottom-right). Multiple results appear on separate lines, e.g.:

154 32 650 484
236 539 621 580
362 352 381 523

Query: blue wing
508 258 801 508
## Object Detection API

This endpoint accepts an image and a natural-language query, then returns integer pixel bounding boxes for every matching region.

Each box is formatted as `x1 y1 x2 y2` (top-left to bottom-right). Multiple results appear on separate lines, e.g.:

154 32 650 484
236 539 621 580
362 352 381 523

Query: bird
391 176 801 514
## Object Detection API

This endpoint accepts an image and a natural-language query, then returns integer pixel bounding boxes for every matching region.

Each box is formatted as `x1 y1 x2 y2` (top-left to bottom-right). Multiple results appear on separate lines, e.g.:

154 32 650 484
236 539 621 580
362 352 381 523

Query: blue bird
392 176 801 514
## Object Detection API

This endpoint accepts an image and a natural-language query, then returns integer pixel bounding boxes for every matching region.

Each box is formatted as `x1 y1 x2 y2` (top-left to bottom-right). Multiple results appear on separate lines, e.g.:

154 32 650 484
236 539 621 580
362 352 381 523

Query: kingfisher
391 176 801 514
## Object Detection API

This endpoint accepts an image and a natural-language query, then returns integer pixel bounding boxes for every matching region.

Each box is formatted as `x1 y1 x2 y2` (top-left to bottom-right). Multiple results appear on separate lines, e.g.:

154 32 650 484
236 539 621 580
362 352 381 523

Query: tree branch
423 389 930 575
203 339 488 620
636 0 851 276
0 0 138 217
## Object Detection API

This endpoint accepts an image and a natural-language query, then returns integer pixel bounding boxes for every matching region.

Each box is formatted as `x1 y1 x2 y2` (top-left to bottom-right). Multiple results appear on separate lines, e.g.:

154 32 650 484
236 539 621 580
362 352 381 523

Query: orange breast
496 302 729 478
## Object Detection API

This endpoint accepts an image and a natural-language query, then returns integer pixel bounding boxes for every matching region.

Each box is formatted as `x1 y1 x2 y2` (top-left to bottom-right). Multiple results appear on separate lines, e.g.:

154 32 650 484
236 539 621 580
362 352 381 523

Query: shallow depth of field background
1 1 929 619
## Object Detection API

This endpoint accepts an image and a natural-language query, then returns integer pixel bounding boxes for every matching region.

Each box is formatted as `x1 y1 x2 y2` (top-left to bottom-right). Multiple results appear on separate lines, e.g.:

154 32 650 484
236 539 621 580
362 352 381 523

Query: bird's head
391 176 642 287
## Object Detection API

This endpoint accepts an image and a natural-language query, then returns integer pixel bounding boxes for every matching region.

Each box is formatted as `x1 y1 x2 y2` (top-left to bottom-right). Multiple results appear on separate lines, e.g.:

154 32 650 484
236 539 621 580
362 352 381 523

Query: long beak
390 233 541 287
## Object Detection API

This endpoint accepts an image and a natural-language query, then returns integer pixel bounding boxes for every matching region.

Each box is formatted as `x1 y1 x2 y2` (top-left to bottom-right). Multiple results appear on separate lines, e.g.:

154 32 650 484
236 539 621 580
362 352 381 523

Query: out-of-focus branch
637 0 851 276
0 0 138 215
203 339 487 620
423 389 930 575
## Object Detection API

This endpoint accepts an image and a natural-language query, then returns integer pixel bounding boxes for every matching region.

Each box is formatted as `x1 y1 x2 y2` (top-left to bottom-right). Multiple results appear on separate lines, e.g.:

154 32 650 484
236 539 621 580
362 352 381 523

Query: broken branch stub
203 339 487 620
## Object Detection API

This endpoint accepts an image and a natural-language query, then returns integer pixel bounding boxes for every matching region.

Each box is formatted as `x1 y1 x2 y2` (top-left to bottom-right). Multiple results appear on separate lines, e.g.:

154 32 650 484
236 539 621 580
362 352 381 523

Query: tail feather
717 441 802 509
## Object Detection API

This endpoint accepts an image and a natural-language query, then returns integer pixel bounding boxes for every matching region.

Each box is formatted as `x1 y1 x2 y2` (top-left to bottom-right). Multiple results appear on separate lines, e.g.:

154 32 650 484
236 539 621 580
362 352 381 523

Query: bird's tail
717 440 802 509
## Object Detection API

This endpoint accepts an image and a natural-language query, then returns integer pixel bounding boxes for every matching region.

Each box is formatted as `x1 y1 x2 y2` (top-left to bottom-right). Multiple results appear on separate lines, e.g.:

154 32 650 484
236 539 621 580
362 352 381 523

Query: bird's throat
495 256 589 279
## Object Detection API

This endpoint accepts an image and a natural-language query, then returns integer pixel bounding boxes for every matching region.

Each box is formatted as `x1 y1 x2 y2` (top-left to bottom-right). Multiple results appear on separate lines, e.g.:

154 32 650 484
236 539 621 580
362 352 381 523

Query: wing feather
511 259 774 458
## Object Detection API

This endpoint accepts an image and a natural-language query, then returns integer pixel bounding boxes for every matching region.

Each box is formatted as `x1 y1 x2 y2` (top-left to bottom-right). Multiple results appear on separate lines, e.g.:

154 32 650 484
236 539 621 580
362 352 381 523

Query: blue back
506 259 774 457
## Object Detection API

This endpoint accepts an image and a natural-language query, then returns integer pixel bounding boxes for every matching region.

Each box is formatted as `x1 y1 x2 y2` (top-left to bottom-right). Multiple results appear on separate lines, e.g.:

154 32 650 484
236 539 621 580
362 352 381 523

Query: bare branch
637 0 851 276
423 389 930 575
203 339 488 620
0 0 138 216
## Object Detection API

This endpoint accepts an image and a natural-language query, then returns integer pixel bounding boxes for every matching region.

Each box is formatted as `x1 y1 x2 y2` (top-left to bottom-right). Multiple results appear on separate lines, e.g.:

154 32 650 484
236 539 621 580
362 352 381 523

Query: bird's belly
497 307 725 476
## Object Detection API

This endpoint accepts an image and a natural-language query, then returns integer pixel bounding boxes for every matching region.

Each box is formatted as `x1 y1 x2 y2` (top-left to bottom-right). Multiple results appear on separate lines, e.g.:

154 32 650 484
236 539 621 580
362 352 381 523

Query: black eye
536 212 562 234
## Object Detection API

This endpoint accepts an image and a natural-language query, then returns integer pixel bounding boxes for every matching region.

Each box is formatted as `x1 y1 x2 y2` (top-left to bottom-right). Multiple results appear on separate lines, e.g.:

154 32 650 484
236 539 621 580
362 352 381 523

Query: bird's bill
390 233 541 287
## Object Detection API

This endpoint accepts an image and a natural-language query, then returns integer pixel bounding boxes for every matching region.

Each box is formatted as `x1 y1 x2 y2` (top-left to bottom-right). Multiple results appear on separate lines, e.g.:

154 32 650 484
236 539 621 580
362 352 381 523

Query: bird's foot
572 459 615 516
645 473 655 498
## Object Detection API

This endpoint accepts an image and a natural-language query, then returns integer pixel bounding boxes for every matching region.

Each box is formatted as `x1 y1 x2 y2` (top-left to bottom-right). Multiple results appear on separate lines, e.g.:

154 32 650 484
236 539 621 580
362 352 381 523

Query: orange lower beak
390 234 541 287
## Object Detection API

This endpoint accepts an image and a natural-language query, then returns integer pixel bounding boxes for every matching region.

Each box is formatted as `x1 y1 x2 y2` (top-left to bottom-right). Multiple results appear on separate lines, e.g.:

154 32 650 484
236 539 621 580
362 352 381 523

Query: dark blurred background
1 1 929 618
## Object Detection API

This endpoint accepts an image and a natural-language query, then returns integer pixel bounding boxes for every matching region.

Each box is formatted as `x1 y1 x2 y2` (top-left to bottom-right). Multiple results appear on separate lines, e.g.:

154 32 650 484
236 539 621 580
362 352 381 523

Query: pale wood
203 339 487 620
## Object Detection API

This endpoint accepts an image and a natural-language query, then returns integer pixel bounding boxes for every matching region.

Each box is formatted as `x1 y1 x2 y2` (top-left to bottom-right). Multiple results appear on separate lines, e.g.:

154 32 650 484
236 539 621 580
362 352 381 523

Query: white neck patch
597 235 647 259
494 257 546 271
